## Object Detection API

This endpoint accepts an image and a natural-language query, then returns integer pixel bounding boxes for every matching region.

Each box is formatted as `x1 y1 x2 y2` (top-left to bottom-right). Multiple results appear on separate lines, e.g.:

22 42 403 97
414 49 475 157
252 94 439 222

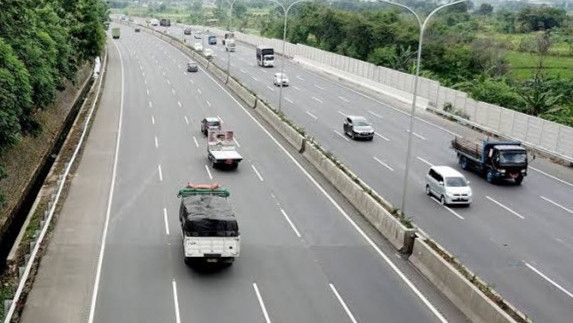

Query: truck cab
256 45 274 67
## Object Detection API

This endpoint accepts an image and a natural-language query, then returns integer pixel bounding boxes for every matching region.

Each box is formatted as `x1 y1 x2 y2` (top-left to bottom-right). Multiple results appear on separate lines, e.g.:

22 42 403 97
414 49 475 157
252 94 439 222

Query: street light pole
225 0 238 83
378 0 467 215
269 0 305 113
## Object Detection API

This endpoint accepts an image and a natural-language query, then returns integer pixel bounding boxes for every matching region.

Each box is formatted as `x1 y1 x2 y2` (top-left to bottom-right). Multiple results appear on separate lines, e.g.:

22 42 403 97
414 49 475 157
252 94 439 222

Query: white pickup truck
207 130 242 169
178 184 240 266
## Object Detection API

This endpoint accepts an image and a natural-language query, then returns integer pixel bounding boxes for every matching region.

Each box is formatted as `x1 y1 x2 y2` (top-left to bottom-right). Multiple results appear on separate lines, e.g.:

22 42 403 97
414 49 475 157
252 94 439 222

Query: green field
506 50 573 80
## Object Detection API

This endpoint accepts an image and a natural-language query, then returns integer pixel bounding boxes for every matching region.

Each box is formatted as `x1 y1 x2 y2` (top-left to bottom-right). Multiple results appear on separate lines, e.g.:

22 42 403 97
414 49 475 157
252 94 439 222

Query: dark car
343 116 374 140
201 117 222 136
184 27 192 35
134 27 141 32
187 62 198 72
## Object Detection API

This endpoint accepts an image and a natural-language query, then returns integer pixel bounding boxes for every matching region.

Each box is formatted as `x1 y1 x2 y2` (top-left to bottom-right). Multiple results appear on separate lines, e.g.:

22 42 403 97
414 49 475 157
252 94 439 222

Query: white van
425 166 472 205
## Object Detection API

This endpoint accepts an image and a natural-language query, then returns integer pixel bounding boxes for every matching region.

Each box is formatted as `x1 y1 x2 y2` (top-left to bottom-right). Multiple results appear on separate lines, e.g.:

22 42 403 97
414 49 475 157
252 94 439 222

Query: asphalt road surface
154 22 573 323
47 24 467 323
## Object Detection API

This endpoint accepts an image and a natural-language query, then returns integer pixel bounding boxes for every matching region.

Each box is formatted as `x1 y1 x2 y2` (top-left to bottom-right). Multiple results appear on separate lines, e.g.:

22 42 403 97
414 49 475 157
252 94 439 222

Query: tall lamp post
269 0 306 113
378 0 467 215
225 0 238 82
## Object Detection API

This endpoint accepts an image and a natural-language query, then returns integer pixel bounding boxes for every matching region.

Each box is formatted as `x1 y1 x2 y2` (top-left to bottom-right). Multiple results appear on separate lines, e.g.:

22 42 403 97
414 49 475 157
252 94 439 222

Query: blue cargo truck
452 137 528 184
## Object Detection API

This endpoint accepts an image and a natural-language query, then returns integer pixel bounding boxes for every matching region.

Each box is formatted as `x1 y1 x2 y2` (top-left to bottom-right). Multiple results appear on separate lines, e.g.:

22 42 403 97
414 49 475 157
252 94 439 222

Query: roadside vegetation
117 0 572 130
0 0 108 212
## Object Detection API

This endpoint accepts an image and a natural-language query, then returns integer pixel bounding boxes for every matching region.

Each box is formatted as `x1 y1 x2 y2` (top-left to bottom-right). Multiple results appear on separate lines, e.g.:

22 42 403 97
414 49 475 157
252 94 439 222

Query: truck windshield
499 151 526 164
446 177 467 187
264 56 274 61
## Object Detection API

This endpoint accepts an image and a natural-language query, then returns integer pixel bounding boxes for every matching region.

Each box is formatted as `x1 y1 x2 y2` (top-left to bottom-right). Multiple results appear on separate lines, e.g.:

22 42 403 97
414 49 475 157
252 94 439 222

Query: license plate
206 258 219 263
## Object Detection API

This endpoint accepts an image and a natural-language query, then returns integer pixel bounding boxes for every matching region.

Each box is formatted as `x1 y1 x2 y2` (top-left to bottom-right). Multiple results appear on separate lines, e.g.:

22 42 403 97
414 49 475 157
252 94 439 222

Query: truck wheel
459 156 469 170
486 170 495 184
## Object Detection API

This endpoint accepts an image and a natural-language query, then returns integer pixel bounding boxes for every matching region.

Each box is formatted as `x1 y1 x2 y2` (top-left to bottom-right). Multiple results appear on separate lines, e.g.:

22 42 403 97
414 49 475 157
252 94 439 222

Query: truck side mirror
439 181 444 186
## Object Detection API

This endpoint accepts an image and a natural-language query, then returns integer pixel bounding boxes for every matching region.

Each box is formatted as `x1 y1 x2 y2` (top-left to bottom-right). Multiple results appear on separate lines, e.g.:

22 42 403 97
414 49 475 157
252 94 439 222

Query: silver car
273 73 289 86
343 116 374 140
425 166 472 205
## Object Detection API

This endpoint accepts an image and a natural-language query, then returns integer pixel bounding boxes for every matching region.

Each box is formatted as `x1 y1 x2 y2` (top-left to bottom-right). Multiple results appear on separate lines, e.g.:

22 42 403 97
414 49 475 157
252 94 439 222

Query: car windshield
499 151 527 164
355 121 370 126
446 177 467 187
208 121 220 127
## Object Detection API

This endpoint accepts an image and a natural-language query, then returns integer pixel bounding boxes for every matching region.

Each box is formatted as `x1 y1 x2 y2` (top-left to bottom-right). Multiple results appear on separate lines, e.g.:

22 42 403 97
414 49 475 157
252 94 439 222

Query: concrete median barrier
410 238 530 323
228 78 257 108
254 100 305 151
302 142 415 252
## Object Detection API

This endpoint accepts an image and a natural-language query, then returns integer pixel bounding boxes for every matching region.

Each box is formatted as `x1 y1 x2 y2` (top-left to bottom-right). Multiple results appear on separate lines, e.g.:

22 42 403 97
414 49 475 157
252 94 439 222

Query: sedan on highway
343 116 374 140
187 62 198 72
134 27 140 32
184 27 192 35
192 42 203 51
273 73 289 87
201 117 222 136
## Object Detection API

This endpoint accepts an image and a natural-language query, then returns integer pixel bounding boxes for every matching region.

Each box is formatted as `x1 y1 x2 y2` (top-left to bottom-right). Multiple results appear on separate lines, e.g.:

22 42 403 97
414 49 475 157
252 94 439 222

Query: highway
82 24 467 323
153 22 573 322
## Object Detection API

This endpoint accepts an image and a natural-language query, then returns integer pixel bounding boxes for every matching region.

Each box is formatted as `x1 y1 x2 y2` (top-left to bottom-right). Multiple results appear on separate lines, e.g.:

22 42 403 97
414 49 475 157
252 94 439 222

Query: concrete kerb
255 100 305 151
410 238 530 323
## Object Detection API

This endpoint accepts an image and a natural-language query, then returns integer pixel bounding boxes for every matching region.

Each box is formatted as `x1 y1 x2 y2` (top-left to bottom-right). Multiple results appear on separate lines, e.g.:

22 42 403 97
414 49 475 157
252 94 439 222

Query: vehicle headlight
500 169 506 173
521 169 526 173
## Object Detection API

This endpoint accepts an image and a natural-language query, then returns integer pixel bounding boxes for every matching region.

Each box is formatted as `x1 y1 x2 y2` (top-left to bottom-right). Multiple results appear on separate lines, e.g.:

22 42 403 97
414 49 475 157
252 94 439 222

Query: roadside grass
506 50 573 80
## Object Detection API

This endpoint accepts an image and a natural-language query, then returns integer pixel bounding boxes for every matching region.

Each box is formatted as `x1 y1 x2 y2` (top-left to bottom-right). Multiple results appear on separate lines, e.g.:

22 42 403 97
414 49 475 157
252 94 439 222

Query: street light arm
423 0 467 29
377 0 422 26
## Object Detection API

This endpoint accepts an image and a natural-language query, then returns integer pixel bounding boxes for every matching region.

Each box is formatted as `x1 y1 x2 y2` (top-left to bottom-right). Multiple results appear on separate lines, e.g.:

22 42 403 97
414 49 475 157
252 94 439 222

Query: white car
203 48 214 59
425 166 472 206
273 73 289 86
192 42 203 51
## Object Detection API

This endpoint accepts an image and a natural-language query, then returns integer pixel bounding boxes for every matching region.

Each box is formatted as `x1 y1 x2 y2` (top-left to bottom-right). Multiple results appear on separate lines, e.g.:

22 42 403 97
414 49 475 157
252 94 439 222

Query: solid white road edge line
540 196 573 214
168 39 448 322
251 165 264 182
329 284 358 323
193 136 199 148
280 209 302 238
530 166 573 188
205 164 213 180
486 196 524 219
172 280 182 323
163 208 170 235
524 262 573 299
253 283 272 323
88 40 124 323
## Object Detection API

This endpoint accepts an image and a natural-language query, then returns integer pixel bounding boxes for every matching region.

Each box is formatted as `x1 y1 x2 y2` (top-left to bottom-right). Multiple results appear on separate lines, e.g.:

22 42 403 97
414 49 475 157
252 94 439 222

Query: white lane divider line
148 101 153 108
146 88 150 96
197 88 202 95
338 96 350 103
373 157 394 172
189 79 194 84
167 79 171 85
337 111 347 117
158 164 163 182
368 110 383 118
486 196 524 219
375 132 390 142
306 111 318 120
144 79 147 85
151 115 156 125
154 136 159 148
163 208 170 235
260 69 268 74
314 84 325 90
233 137 241 148
142 71 146 78
193 136 199 148
184 116 189 125
312 96 324 104
525 262 573 299
206 100 212 107
240 68 247 73
540 196 573 214
172 280 181 323
266 85 275 92
217 115 224 124
406 129 426 141
251 75 259 81
296 75 304 81
172 88 176 95
205 164 213 180
177 101 182 108
334 130 350 142
530 167 573 188
293 86 301 91
189 54 448 322
285 97 293 104
416 156 433 167
280 209 301 238
430 197 465 220
251 165 264 182
253 283 272 323
329 284 357 323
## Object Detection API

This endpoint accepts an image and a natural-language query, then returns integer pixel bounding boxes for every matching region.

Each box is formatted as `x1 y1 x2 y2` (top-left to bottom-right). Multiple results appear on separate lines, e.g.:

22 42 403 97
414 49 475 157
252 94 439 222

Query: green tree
476 3 493 16
517 6 566 32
